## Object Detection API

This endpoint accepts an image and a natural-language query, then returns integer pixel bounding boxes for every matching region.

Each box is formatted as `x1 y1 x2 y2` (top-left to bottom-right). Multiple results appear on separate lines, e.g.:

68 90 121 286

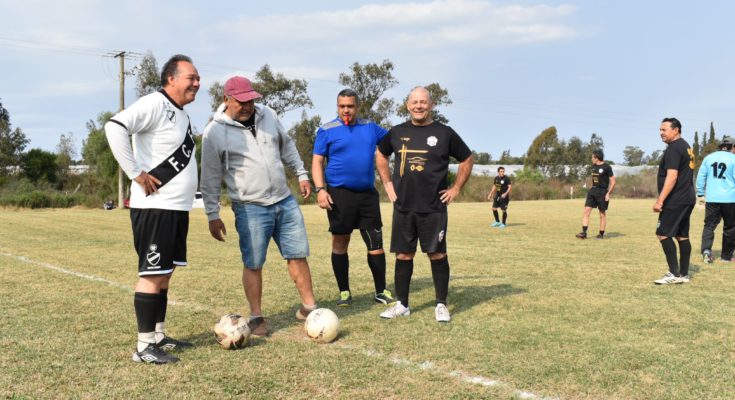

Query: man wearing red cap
200 76 317 337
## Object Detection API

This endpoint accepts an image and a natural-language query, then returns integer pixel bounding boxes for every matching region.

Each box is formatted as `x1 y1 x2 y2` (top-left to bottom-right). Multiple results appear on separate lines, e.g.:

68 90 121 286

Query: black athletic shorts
390 209 448 254
584 188 609 211
656 205 694 238
130 208 189 276
326 186 382 235
492 194 510 210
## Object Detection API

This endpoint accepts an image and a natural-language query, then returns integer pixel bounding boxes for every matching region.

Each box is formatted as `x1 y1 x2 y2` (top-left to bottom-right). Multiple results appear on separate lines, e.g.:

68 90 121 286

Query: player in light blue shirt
695 135 735 263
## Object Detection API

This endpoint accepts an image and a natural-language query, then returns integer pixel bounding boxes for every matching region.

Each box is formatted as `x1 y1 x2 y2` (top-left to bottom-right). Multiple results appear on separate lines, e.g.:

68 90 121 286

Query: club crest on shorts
147 244 161 266
427 136 438 147
438 229 445 243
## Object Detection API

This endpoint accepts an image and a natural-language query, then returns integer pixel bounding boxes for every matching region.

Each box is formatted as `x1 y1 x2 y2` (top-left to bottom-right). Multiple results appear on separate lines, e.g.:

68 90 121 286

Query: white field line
2 251 557 400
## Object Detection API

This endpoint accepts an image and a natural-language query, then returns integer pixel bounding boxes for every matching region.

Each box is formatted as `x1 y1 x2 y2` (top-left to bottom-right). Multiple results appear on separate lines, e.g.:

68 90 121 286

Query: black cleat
155 336 193 351
133 343 180 364
575 232 587 239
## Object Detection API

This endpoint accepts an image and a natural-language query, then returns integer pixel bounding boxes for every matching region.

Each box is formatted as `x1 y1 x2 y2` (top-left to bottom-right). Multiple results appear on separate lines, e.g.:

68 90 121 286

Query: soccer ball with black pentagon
304 308 340 343
213 314 250 350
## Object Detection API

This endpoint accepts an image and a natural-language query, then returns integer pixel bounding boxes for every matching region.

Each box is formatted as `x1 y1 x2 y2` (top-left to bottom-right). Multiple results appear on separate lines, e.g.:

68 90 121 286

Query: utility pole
114 51 127 208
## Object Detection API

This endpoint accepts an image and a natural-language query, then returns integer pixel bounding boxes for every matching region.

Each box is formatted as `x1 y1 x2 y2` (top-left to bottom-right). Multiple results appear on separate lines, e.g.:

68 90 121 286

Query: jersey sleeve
662 144 683 170
378 130 394 156
695 157 708 196
375 124 388 144
606 164 614 177
313 127 328 156
448 128 472 162
109 94 162 135
506 176 512 185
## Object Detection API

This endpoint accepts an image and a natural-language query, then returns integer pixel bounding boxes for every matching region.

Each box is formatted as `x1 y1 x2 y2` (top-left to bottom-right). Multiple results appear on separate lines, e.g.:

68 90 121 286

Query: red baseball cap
224 76 262 102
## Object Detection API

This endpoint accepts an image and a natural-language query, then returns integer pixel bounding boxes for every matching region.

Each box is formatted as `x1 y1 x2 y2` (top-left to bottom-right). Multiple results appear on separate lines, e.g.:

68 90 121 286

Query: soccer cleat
490 221 501 227
336 291 352 307
155 336 193 351
595 234 604 239
374 289 396 305
575 232 587 239
296 305 315 320
654 272 681 285
435 303 451 323
248 316 269 337
380 301 410 319
679 275 691 284
703 250 713 264
498 223 506 228
132 343 180 364
720 257 734 263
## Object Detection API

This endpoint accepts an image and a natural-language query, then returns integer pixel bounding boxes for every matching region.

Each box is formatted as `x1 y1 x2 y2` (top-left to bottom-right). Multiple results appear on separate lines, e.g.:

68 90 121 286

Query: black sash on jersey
148 122 195 190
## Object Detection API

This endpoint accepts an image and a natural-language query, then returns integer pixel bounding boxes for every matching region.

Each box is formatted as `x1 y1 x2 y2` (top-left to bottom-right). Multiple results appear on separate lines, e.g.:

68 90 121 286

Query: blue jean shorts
232 195 310 269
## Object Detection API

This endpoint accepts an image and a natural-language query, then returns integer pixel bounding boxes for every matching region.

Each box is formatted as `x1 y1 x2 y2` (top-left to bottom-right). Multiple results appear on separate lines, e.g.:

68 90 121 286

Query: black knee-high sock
492 210 499 222
502 211 508 224
157 288 168 324
367 253 386 293
679 239 691 276
134 292 160 334
394 259 414 307
331 253 350 292
430 257 450 305
660 237 679 275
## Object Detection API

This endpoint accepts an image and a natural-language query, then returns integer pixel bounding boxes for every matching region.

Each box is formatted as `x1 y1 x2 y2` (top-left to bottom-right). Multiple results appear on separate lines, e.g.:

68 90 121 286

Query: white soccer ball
213 314 250 350
304 308 340 343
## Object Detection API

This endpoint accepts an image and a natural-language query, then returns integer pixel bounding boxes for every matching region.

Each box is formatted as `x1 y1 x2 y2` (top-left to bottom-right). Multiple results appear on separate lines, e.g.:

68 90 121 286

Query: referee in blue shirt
695 135 735 263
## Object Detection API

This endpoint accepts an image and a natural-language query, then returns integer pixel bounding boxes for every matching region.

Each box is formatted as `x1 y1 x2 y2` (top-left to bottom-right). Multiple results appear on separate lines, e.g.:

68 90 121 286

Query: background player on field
695 135 735 263
653 117 696 285
312 88 395 307
576 150 615 239
105 54 200 364
487 166 512 228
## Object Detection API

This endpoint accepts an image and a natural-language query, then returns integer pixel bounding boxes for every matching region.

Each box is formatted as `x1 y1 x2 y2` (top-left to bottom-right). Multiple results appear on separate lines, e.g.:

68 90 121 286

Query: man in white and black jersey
105 54 200 364
576 150 615 239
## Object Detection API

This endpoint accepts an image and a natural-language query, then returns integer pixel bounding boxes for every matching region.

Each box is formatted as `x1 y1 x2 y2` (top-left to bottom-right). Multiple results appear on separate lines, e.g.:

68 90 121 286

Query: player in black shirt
487 166 512 227
576 150 616 239
653 117 696 285
376 87 473 322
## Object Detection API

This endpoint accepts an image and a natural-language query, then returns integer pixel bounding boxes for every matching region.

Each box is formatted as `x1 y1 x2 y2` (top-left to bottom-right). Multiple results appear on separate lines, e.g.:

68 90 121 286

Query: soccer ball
213 314 250 350
304 308 340 343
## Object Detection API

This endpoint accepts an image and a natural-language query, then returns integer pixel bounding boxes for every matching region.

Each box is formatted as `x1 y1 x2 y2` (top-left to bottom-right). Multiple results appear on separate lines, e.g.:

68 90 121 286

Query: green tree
338 59 398 127
396 82 453 124
135 51 160 98
288 111 321 171
208 81 224 112
498 149 524 164
21 148 57 183
0 99 30 176
564 136 588 181
472 151 491 165
692 131 700 160
525 126 564 178
709 122 715 144
252 65 312 117
623 145 645 166
55 132 77 187
82 112 118 195
644 150 662 166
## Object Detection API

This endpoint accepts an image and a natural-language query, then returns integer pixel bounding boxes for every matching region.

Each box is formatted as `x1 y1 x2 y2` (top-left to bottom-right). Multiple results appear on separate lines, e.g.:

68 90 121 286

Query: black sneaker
595 234 604 239
575 232 587 239
374 290 396 305
155 336 193 351
133 343 180 364
248 317 269 337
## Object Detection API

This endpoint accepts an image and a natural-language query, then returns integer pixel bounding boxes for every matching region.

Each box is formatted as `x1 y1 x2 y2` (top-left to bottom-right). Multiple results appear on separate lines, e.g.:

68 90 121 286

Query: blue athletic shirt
696 150 735 203
313 117 388 191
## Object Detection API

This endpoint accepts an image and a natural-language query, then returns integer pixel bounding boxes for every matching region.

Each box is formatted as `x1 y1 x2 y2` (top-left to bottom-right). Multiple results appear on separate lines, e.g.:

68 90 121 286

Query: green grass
1 199 733 399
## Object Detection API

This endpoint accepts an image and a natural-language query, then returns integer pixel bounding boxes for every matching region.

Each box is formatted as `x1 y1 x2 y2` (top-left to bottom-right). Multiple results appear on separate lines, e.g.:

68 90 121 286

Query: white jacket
200 103 308 221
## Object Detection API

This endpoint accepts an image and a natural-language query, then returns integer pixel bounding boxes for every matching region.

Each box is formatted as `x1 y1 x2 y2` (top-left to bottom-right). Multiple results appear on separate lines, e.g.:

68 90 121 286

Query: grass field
2 199 734 400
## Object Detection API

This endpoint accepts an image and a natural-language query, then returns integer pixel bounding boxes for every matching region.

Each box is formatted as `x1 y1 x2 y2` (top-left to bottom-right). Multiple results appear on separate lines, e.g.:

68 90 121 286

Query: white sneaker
380 301 410 319
679 275 690 283
654 272 681 285
435 303 451 322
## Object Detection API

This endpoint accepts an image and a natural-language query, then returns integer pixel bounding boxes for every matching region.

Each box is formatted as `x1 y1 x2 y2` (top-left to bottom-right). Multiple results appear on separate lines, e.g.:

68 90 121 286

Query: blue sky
1 0 733 163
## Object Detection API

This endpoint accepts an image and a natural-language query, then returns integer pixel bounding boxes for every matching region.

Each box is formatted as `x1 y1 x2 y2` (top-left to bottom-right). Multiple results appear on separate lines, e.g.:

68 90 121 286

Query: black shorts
656 205 694 238
130 208 189 276
326 186 382 235
585 188 609 211
492 194 510 210
390 210 448 254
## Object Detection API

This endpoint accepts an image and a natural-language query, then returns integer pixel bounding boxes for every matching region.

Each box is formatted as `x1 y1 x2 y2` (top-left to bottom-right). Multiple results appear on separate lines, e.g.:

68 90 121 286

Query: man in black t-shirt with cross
576 150 615 239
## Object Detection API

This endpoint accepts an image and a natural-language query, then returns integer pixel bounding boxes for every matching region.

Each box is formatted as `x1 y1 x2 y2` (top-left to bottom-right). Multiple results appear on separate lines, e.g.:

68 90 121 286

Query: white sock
154 322 165 343
137 332 155 352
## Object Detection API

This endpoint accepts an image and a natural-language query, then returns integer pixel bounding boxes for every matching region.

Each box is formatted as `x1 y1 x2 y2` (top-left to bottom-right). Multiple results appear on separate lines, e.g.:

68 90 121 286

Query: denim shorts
232 195 309 269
